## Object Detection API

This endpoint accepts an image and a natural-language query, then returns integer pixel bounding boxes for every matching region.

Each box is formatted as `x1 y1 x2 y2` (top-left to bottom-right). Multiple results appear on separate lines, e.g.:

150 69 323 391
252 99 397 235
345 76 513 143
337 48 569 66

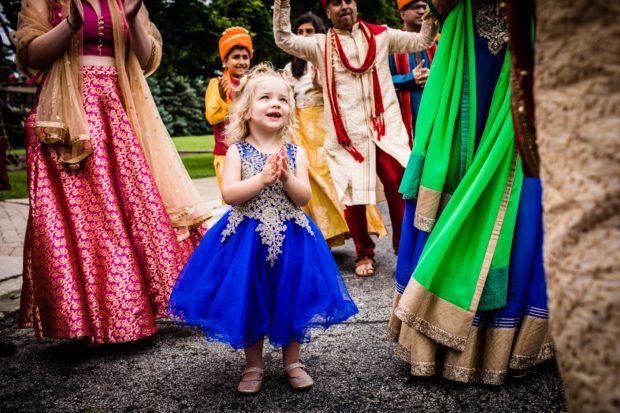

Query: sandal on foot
284 362 314 390
355 257 375 277
237 366 264 395
82 337 103 349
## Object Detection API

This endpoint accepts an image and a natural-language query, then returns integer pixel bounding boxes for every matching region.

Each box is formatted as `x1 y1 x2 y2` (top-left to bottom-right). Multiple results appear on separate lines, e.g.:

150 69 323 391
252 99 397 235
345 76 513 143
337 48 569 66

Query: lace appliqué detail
473 0 508 55
221 143 314 266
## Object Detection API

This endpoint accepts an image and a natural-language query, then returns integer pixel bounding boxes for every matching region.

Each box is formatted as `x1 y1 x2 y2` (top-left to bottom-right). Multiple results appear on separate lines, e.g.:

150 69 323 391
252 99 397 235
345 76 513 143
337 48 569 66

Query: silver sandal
237 366 264 395
284 362 314 390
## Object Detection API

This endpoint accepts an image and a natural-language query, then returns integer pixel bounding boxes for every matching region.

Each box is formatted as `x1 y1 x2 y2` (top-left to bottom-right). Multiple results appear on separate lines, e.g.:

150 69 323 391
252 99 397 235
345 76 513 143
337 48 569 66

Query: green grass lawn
0 170 27 201
180 153 215 179
7 148 26 156
172 135 215 179
171 135 215 152
1 136 216 200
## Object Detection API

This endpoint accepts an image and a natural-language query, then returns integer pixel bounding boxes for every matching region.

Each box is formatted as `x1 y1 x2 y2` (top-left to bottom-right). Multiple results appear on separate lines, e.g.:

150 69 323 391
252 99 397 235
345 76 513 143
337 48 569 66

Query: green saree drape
395 0 524 351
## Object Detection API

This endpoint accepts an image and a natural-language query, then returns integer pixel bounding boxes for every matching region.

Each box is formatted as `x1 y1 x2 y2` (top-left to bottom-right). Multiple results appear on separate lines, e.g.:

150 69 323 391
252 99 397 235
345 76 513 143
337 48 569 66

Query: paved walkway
0 199 28 299
0 202 567 412
0 177 223 303
0 178 568 411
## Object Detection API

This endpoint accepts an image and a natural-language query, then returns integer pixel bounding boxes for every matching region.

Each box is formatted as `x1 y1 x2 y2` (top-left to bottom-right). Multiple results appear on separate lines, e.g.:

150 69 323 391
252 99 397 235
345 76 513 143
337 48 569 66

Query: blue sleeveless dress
168 142 358 349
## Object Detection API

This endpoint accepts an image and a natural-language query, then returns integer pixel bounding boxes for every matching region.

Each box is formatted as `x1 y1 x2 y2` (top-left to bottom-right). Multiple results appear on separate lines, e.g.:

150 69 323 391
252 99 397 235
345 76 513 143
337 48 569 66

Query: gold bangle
66 16 80 31
144 40 156 72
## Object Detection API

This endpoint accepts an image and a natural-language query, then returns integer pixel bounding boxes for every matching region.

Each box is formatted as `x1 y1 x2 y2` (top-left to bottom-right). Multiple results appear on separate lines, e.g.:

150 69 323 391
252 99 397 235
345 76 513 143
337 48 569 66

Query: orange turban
218 27 253 62
397 0 414 10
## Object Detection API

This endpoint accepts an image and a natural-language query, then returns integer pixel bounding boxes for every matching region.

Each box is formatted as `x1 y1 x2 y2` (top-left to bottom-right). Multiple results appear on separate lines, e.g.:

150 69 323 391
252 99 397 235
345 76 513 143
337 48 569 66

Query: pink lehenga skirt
19 66 187 343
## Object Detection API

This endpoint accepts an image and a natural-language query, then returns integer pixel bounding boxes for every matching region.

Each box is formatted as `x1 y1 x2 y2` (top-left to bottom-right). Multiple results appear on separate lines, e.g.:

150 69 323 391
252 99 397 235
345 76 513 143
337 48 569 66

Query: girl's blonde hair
225 63 297 145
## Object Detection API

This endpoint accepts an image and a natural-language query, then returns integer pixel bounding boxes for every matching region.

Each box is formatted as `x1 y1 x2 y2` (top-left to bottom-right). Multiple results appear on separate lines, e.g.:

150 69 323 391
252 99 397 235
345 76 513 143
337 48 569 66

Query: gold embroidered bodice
221 142 314 266
472 0 508 55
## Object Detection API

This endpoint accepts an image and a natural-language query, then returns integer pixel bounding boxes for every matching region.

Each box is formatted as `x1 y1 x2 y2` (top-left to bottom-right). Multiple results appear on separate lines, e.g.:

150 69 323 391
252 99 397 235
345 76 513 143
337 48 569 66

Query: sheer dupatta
13 0 91 168
14 0 209 240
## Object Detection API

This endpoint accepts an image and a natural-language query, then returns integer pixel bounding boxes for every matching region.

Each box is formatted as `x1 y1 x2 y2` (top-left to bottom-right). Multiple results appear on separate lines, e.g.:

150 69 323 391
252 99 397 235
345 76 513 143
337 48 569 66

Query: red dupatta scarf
394 42 436 146
324 19 387 162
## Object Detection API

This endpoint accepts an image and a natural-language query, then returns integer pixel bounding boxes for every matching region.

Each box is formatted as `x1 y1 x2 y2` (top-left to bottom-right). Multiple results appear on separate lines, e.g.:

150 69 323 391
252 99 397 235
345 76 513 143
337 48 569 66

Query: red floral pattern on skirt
19 66 186 343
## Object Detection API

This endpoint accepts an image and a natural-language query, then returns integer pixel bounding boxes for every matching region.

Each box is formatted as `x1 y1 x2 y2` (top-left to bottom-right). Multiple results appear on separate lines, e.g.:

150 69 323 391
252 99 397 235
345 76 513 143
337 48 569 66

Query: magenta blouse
81 1 115 57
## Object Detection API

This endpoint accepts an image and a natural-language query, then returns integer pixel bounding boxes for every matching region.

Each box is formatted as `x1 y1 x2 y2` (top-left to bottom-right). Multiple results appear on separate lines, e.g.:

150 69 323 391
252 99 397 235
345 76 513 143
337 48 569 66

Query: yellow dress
205 76 233 198
287 63 387 247
205 76 238 204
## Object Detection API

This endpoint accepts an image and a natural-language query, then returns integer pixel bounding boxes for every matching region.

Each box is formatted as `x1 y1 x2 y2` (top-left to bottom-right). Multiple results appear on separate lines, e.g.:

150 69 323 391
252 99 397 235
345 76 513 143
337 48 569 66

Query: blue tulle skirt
168 211 358 349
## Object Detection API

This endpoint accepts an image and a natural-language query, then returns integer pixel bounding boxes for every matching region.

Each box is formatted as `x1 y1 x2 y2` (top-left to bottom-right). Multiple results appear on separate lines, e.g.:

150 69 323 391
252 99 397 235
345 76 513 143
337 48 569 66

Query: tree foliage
0 0 403 137
152 74 208 136
145 0 401 79
0 0 21 35
144 0 401 135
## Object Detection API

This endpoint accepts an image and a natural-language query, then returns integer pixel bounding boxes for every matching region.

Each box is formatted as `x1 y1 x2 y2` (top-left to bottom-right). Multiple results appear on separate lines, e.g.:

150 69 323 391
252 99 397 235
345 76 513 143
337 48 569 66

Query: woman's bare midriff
79 55 115 67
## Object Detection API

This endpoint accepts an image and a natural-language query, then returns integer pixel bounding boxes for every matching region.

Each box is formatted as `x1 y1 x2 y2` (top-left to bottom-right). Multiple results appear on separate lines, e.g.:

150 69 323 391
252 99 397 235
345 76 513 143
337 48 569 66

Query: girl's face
297 22 316 37
249 78 291 133
224 47 251 78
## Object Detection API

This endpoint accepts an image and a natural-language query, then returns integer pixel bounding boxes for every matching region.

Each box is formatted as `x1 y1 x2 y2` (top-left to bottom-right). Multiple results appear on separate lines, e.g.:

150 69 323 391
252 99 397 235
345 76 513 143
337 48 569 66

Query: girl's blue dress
168 142 358 349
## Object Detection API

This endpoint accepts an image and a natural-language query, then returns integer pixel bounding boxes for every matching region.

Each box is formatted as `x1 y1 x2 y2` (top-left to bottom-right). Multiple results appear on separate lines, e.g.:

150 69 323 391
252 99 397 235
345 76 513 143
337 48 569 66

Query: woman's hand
69 0 84 30
124 0 143 21
123 0 153 70
26 0 84 69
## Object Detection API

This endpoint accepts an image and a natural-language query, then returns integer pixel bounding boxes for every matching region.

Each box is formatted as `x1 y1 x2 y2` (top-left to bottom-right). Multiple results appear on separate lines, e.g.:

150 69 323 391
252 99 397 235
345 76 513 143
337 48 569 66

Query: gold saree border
394 321 440 376
443 326 516 385
438 193 452 216
510 341 554 370
168 207 211 242
443 365 506 385
398 345 438 377
396 343 438 377
509 316 554 369
413 214 436 233
168 207 211 226
401 152 520 350
391 290 553 385
395 279 472 351
414 186 441 232
34 121 67 143
387 292 403 342
469 150 519 312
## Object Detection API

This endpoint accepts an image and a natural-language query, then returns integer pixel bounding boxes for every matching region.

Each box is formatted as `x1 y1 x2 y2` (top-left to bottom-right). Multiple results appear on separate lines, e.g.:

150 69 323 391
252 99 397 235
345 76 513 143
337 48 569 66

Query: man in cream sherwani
273 0 437 276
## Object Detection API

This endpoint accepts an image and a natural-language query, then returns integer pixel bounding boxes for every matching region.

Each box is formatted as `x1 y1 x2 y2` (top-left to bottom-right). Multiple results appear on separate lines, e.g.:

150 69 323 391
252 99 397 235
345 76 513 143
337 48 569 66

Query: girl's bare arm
281 147 311 206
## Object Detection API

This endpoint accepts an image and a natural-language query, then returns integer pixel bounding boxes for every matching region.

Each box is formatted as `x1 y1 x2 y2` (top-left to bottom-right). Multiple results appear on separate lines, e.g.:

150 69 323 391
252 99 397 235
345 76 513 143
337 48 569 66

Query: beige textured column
535 1 620 411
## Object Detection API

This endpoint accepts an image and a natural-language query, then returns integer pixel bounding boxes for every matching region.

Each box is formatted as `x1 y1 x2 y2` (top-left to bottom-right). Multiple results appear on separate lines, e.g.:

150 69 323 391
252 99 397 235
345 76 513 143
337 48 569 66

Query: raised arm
126 2 163 73
388 17 438 55
432 0 460 18
273 0 322 63
205 78 230 125
24 0 82 70
280 147 311 206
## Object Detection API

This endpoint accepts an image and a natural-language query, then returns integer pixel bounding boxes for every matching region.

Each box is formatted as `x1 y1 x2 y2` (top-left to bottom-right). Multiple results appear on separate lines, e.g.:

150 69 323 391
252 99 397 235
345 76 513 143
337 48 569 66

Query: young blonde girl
168 64 358 394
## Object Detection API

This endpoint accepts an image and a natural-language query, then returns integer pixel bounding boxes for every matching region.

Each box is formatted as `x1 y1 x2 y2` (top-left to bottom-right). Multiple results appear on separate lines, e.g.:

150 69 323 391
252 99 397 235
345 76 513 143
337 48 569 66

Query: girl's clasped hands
261 146 290 185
